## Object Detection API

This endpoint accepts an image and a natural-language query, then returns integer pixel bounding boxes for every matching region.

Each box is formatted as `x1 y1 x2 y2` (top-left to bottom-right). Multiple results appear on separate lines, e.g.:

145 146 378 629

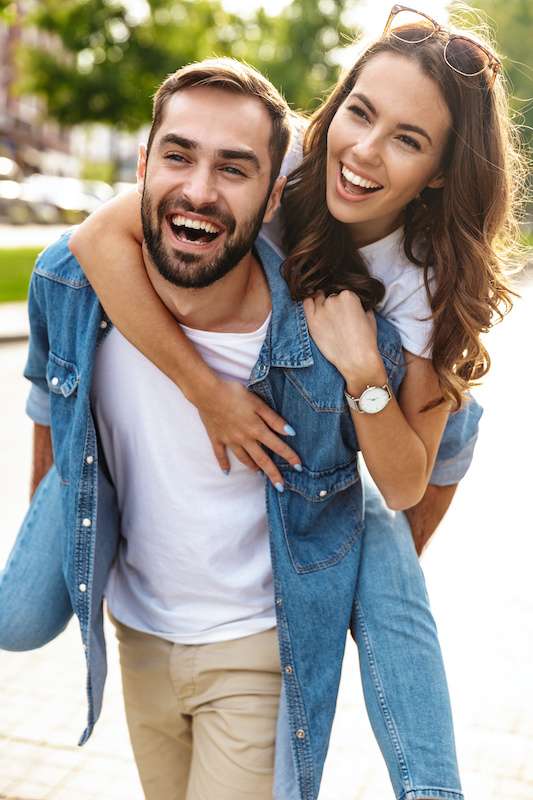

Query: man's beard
141 189 268 289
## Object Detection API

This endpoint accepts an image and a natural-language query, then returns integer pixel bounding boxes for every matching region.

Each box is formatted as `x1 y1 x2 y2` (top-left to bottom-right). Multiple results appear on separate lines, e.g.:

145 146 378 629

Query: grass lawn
0 247 42 303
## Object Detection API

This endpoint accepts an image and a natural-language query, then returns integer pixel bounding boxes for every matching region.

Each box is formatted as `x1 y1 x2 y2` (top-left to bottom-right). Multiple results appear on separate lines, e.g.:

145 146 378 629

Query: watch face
359 386 390 414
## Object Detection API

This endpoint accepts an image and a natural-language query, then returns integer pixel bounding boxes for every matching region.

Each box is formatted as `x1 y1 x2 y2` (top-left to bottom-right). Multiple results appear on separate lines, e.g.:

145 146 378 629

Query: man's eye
397 135 421 151
222 166 246 177
165 153 187 163
348 105 370 122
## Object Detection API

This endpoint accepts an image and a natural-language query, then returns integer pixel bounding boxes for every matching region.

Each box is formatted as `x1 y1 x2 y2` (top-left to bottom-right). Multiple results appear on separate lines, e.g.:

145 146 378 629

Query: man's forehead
157 86 272 156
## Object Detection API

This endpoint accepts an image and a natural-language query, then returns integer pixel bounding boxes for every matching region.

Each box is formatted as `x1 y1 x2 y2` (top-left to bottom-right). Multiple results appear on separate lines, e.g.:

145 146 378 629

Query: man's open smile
165 211 226 251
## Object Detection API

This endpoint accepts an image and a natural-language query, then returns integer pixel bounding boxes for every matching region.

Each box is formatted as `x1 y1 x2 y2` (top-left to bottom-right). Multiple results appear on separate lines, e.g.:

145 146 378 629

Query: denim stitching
355 596 412 788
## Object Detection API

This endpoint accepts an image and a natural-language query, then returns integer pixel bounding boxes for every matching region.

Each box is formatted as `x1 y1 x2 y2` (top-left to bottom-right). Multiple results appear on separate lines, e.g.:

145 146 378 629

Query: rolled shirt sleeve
23 268 50 426
430 394 483 485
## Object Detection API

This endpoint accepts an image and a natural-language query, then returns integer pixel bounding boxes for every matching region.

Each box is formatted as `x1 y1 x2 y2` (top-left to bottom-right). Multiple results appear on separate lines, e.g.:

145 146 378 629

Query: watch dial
360 387 389 414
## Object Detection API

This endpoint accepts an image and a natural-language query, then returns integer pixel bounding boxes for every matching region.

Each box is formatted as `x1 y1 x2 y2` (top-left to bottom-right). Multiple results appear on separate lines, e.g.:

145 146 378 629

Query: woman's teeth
341 165 382 191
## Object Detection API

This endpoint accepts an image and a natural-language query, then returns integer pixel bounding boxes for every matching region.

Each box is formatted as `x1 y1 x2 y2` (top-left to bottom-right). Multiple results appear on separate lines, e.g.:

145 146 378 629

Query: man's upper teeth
341 166 381 189
171 215 219 233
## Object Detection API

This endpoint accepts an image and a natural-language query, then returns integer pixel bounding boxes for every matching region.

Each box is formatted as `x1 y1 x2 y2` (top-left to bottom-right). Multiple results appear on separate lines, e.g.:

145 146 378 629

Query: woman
4 6 525 800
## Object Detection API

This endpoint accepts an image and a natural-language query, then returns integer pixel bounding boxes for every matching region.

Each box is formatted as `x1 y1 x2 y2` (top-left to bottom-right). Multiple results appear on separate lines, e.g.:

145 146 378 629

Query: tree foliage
16 0 360 130
452 0 533 145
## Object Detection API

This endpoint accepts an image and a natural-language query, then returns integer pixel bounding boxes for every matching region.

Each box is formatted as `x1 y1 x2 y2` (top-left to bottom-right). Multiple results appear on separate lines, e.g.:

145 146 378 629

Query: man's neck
144 247 271 333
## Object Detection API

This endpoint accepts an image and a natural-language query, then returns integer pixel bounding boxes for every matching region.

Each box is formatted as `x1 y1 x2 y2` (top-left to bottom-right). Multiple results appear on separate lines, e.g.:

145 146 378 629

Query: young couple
1 6 523 800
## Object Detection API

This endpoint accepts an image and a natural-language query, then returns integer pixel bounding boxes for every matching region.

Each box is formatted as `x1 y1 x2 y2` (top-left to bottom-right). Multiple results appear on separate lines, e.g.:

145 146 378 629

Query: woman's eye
348 105 370 122
397 135 421 151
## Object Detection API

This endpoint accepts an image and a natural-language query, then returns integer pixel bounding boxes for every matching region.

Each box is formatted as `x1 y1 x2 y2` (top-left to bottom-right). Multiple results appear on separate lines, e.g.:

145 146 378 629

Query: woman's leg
0 466 72 651
352 477 462 800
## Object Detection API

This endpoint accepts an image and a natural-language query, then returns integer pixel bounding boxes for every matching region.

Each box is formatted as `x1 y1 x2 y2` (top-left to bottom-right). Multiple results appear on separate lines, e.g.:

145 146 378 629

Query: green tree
17 0 247 131
16 0 361 133
452 0 533 146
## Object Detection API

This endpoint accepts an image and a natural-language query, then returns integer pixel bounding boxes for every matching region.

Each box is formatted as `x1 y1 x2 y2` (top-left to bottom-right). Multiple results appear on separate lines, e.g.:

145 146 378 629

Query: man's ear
426 172 445 190
263 175 287 224
136 145 147 195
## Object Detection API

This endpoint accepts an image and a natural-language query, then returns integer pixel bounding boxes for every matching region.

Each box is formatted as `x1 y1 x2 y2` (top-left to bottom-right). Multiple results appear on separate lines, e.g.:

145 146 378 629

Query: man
1 59 479 800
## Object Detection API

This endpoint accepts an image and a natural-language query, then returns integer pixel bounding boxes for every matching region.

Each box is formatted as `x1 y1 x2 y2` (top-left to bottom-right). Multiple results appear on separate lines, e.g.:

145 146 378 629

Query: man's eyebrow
349 92 433 145
217 148 261 172
158 134 198 150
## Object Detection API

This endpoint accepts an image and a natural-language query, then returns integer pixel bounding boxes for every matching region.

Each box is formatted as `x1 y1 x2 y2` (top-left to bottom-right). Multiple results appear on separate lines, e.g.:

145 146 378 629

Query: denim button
51 376 59 386
100 320 108 329
275 597 283 606
79 583 87 592
82 518 91 528
319 489 328 498
285 665 293 674
86 455 94 465
296 729 305 739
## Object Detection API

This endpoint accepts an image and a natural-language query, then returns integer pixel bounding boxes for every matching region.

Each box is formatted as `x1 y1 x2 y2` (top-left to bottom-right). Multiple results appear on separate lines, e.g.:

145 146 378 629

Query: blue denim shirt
22 232 481 799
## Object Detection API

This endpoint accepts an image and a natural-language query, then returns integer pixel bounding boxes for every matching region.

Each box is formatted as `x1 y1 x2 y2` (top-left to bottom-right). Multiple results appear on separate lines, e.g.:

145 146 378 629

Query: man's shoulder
34 228 91 290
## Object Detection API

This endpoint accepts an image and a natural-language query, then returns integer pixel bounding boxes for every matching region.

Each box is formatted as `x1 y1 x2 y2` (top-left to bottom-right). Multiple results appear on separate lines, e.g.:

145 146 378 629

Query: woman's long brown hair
282 24 528 409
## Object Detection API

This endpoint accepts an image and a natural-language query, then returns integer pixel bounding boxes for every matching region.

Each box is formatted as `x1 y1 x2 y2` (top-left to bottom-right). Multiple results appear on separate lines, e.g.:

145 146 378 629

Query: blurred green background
0 0 531 302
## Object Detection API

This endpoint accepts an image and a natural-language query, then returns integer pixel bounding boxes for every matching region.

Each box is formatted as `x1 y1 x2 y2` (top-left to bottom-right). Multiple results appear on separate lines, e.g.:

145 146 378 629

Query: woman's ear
426 172 445 190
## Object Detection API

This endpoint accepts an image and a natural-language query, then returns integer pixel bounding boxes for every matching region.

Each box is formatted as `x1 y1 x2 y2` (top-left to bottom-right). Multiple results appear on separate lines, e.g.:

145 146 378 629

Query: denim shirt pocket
46 351 80 484
276 458 362 574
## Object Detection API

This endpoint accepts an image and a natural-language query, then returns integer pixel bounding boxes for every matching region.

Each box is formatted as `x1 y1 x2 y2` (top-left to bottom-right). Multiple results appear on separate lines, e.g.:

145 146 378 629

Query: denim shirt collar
249 236 314 384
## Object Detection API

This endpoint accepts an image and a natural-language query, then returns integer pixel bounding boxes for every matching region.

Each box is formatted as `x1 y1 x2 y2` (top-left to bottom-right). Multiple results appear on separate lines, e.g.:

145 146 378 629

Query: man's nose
182 167 219 207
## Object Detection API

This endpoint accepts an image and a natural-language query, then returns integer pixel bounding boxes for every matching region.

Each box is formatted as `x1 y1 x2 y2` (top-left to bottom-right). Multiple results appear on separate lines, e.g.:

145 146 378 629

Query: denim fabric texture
0 231 479 799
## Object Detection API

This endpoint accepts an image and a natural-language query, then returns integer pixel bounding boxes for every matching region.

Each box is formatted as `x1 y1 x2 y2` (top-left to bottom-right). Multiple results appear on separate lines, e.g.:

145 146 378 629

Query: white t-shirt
92 314 276 645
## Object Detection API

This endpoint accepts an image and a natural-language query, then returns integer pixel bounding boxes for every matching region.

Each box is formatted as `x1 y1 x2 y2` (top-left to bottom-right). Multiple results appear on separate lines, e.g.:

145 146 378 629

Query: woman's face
326 52 452 246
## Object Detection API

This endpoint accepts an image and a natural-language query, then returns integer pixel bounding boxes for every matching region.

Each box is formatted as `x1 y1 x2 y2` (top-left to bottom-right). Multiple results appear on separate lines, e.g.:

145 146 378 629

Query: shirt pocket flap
46 352 80 398
282 459 359 502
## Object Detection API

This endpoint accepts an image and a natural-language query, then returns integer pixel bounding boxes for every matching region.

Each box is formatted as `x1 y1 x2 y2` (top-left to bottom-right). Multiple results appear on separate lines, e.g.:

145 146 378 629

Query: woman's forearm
344 359 448 511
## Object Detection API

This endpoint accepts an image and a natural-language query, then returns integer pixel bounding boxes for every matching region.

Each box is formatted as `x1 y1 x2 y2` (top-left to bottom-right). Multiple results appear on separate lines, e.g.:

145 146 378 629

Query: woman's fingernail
293 463 303 472
284 424 296 436
222 468 230 476
275 482 285 493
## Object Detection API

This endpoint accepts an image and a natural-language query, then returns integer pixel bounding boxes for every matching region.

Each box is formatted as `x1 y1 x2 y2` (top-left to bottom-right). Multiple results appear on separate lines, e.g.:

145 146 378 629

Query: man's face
138 86 281 289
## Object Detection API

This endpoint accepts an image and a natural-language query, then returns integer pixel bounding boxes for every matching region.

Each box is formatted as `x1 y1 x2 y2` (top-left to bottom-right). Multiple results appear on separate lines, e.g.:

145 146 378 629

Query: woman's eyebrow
350 92 432 145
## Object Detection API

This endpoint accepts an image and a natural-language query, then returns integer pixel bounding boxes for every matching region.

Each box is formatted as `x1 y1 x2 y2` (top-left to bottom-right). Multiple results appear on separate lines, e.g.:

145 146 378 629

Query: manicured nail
293 463 303 472
284 424 296 436
222 468 230 476
275 482 285 493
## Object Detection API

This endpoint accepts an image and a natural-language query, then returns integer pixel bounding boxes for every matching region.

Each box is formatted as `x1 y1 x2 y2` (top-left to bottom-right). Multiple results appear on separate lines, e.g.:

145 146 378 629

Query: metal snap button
86 455 94 465
100 320 108 329
51 377 59 386
82 518 92 528
319 489 328 498
285 665 293 674
296 729 305 739
79 583 87 592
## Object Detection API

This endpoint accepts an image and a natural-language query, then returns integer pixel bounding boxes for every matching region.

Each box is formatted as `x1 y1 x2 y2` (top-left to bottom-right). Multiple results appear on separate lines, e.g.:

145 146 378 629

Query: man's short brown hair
146 57 291 183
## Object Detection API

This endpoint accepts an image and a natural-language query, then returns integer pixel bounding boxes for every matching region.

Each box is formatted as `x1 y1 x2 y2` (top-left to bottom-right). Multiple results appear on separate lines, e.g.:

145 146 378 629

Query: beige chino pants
111 613 282 800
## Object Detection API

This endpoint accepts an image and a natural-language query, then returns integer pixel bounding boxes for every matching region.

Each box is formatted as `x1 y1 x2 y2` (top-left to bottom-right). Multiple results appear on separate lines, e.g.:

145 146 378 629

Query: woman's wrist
342 354 388 397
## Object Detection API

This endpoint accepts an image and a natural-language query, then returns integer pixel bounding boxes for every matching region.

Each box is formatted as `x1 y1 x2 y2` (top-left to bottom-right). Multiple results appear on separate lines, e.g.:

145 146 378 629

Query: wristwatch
344 383 392 414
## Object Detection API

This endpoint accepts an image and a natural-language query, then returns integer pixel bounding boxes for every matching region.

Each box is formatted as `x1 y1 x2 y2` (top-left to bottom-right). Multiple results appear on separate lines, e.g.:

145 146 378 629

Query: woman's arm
304 290 449 510
69 190 301 488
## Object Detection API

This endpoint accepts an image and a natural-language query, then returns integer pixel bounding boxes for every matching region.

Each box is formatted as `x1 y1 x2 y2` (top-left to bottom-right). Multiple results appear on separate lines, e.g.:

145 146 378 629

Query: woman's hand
303 290 384 389
195 379 302 490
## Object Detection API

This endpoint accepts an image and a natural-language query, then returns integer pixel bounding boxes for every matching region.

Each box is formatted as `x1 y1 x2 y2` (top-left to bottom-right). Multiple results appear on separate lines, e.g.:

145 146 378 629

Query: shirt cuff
429 433 478 486
26 384 50 426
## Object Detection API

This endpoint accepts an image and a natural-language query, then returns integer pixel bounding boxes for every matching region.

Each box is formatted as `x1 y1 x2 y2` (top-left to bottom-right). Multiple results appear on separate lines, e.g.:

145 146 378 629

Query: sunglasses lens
445 37 491 76
389 10 436 43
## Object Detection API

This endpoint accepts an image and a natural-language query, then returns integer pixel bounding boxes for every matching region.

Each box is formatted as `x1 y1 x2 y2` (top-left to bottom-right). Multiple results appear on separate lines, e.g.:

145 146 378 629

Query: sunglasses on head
384 4 502 89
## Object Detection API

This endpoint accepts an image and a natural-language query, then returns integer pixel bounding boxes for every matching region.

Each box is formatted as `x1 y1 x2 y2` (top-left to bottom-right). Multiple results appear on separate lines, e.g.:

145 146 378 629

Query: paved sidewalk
1 276 532 799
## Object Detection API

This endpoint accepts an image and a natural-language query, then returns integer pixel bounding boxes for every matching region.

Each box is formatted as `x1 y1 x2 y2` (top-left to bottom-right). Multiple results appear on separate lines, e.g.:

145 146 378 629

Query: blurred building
0 3 78 175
